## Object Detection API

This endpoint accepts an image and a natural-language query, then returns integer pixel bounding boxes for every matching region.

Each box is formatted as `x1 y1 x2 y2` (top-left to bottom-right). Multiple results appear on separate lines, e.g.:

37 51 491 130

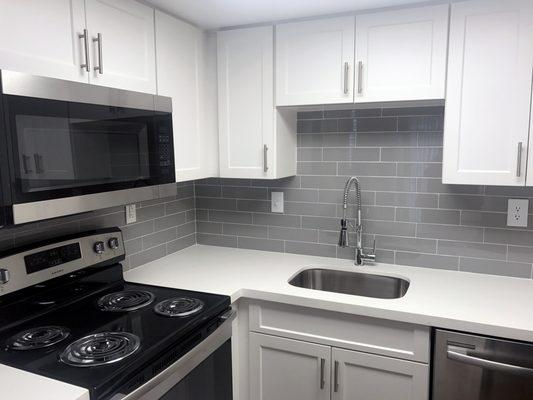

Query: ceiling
145 0 435 29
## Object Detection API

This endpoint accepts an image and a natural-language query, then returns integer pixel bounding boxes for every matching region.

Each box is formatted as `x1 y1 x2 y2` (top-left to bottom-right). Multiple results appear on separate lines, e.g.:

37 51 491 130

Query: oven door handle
447 345 533 376
116 309 236 400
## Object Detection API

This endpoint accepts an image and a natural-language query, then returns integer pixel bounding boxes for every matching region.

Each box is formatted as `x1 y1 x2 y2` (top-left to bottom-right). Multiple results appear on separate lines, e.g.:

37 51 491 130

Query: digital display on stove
24 243 81 274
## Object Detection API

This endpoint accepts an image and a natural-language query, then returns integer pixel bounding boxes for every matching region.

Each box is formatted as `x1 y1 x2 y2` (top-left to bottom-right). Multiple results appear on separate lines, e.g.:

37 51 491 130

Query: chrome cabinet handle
33 154 44 174
79 29 90 72
516 142 523 177
447 345 533 376
319 358 326 389
93 33 103 74
22 155 32 174
343 62 350 94
357 61 363 94
334 360 339 392
263 144 269 173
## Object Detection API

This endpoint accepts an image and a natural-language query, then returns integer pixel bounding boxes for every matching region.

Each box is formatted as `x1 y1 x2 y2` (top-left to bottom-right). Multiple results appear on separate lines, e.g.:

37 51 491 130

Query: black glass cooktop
0 264 230 400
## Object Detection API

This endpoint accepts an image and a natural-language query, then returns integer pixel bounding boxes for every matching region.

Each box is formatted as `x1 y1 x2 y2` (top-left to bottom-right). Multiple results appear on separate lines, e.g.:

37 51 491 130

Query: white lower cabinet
332 348 428 400
250 333 331 400
249 332 428 400
245 301 430 400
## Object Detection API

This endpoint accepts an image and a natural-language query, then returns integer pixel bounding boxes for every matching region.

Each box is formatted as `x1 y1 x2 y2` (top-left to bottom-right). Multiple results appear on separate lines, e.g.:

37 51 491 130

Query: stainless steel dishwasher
433 329 533 400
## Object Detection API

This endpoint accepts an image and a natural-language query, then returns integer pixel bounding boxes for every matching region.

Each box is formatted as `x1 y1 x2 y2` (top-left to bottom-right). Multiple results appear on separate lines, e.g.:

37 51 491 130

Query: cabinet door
355 5 448 102
443 0 533 185
276 17 355 106
155 11 217 182
250 333 331 400
332 348 428 400
217 26 274 178
0 0 88 82
85 0 156 93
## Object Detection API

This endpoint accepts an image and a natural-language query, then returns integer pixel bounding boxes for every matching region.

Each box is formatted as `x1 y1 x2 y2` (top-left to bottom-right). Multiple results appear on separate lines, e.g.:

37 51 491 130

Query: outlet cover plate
125 204 137 224
507 199 528 227
271 191 284 213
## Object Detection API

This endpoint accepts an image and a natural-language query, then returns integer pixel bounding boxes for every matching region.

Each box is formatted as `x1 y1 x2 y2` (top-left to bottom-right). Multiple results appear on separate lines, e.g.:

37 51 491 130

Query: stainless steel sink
289 268 409 299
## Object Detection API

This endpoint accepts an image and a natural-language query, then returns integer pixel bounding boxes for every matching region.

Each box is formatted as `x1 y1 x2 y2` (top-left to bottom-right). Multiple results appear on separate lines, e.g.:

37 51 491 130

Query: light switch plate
507 199 528 227
271 192 284 213
125 204 137 224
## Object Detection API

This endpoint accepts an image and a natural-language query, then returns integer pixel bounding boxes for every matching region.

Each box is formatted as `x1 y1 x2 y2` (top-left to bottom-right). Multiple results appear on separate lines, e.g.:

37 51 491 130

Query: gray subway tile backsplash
4 106 533 280
192 105 533 279
459 258 532 279
0 183 197 271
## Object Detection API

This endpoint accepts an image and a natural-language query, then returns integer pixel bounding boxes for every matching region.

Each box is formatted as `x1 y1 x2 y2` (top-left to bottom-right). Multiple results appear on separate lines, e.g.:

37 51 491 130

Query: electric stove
0 228 232 400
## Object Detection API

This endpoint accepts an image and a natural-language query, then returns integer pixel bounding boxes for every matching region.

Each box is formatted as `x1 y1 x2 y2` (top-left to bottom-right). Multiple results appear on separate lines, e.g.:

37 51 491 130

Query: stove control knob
93 241 105 254
108 237 120 250
0 269 10 285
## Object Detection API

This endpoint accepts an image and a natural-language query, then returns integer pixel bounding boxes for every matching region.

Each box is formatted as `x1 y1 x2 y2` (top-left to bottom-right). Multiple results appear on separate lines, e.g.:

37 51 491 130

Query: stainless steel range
0 228 235 400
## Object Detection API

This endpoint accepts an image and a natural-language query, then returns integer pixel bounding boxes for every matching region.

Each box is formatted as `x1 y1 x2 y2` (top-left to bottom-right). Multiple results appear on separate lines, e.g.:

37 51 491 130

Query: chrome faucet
338 176 376 266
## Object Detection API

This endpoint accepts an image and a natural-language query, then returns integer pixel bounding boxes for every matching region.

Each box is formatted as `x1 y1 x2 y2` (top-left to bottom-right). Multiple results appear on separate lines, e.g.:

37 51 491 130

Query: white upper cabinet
276 17 355 106
354 5 449 102
218 26 296 179
155 11 218 182
218 26 295 179
443 0 533 186
0 0 88 82
85 0 156 93
528 90 533 187
218 26 273 179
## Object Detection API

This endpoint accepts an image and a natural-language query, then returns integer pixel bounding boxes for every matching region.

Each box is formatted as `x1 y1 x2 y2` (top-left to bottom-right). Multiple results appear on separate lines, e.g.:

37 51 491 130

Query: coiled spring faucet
338 176 376 266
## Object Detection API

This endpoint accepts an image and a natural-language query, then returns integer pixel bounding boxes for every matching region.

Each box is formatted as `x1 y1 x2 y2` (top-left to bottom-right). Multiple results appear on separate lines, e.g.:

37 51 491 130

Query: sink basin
289 268 409 299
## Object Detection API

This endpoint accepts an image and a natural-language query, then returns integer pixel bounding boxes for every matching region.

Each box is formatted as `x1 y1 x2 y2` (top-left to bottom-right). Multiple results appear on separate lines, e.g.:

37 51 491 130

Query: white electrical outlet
271 192 284 213
507 199 528 227
125 204 137 224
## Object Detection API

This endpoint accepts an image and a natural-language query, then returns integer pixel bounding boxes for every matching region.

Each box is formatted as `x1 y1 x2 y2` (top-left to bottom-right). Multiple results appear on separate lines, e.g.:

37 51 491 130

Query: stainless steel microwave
0 70 175 227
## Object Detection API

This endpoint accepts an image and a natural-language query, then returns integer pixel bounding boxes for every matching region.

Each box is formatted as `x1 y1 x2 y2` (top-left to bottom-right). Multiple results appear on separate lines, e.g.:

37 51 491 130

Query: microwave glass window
69 117 150 185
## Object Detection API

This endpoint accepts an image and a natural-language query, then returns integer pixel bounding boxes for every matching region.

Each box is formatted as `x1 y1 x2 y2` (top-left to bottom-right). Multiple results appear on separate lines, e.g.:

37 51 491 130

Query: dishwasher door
433 329 533 400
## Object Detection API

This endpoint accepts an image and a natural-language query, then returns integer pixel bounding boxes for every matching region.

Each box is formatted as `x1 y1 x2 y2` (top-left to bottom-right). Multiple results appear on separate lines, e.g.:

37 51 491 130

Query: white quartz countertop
0 364 89 400
6 244 533 400
126 244 533 342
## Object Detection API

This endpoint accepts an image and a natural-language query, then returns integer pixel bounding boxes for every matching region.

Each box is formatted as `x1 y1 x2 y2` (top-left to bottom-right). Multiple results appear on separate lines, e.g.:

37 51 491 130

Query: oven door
120 310 236 400
1 75 174 224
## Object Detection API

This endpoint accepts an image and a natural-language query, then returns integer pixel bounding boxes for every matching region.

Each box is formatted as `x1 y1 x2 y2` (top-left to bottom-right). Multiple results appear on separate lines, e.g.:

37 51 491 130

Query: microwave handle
447 345 533 376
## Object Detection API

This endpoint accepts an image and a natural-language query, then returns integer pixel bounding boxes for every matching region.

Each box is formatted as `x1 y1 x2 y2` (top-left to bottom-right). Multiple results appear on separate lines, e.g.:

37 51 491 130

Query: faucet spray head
338 219 348 247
